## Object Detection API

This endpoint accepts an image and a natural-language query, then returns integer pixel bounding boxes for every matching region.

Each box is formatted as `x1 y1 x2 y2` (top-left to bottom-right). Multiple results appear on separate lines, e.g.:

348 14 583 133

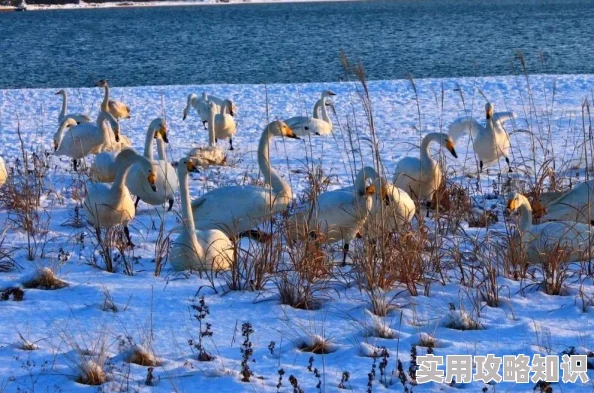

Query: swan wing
448 116 483 142
493 111 516 124
284 116 331 136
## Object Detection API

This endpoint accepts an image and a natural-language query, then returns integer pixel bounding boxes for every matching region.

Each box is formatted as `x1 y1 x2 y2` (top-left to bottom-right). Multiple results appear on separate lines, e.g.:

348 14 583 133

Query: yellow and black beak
507 199 516 210
365 184 376 196
160 125 168 143
147 173 157 192
327 91 337 96
381 186 391 206
286 126 300 140
186 159 198 173
446 140 458 158
53 140 58 151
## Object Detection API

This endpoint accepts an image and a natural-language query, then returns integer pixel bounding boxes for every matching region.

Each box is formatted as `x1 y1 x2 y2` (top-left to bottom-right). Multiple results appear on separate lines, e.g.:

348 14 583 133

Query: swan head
147 171 157 192
222 99 236 116
443 135 458 158
506 192 525 211
485 103 494 120
150 118 168 143
177 158 200 175
55 89 65 96
183 94 197 120
322 90 337 98
95 79 109 88
268 121 299 139
365 184 376 196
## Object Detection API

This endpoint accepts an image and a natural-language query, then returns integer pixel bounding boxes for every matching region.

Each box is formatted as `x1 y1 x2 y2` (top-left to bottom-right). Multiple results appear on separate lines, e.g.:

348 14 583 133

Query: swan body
170 158 234 272
448 103 514 172
183 92 238 129
83 149 156 245
284 90 336 137
187 101 227 167
191 121 299 236
90 151 118 183
55 89 92 124
393 132 457 201
288 166 376 264
54 111 120 171
507 192 594 263
126 118 178 210
96 79 130 120
0 156 7 187
213 100 237 150
542 180 594 224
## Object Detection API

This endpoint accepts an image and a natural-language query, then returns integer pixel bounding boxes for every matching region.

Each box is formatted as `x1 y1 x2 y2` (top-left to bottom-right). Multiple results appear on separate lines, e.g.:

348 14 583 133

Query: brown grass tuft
22 268 68 290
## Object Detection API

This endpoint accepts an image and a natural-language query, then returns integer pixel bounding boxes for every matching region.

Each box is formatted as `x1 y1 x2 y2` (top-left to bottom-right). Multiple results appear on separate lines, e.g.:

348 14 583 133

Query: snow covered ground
0 74 594 392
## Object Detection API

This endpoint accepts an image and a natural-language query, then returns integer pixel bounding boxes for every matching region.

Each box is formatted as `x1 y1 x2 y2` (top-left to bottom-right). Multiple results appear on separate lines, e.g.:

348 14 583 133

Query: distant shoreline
1 0 357 11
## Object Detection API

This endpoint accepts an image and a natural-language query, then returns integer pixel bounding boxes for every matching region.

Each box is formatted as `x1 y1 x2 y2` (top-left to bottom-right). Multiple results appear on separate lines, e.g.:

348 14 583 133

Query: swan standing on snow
96 79 130 120
191 121 299 236
393 132 458 202
284 90 336 137
170 158 234 272
183 92 238 129
83 149 156 246
288 166 377 265
507 192 594 263
212 99 237 150
0 156 7 188
541 180 594 225
126 118 179 211
55 90 91 124
187 101 228 167
448 102 515 172
54 111 120 171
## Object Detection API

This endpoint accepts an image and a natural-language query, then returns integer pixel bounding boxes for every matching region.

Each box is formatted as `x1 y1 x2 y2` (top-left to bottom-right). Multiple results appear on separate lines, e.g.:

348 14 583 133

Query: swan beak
285 126 300 140
327 91 337 96
186 160 199 173
365 184 376 196
55 91 61 95
147 173 157 192
182 111 187 121
315 132 321 136
446 140 458 158
115 133 120 143
381 186 391 206
486 112 492 120
507 199 517 211
160 125 168 143
533 200 544 213
53 140 58 151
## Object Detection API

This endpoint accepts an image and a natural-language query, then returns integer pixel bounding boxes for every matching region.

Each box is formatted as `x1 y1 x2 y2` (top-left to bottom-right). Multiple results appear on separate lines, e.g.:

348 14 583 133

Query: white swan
393 132 458 202
284 90 336 137
339 167 416 237
55 90 92 124
0 156 8 188
541 180 594 225
187 101 227 167
191 120 299 236
126 118 179 211
448 102 515 172
54 111 120 171
83 148 156 246
183 92 238 128
170 158 234 272
213 99 237 150
507 192 594 263
96 79 130 120
288 166 376 265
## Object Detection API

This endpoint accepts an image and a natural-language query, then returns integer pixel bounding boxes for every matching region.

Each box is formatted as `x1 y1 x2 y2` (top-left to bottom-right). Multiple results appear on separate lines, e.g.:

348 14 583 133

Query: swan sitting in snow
170 158 234 272
393 132 458 203
507 192 594 263
284 90 336 137
540 180 594 225
448 102 516 172
188 101 227 167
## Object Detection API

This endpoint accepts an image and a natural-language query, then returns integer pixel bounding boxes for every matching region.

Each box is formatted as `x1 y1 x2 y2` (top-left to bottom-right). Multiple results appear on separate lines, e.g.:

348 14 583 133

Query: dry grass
0 287 24 301
125 345 161 367
22 267 68 290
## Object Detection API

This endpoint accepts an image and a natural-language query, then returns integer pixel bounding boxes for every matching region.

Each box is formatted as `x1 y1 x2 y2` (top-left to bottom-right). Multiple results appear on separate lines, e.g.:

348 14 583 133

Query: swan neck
208 108 216 147
319 97 331 125
258 129 291 199
517 200 533 232
113 157 135 191
143 126 156 162
420 133 438 166
59 92 67 118
101 85 110 112
179 168 202 253
55 121 70 145
156 138 167 161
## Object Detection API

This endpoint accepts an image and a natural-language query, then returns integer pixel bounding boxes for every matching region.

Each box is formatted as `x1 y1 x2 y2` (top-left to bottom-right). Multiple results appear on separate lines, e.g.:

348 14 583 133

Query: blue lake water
1 0 593 88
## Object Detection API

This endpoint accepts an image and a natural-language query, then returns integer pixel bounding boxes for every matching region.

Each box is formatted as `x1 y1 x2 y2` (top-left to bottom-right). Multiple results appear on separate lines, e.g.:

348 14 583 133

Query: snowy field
0 74 594 392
